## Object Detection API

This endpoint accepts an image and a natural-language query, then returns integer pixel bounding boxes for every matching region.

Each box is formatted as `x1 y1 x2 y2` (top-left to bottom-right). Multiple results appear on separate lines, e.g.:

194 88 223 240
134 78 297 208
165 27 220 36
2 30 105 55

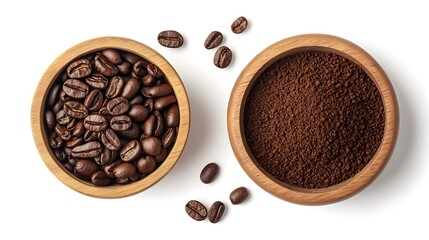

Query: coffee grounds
244 50 385 189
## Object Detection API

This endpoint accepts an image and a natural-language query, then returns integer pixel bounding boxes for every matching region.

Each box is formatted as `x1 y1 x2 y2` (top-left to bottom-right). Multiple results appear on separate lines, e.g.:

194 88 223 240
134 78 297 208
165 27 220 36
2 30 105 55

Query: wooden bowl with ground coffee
227 34 398 205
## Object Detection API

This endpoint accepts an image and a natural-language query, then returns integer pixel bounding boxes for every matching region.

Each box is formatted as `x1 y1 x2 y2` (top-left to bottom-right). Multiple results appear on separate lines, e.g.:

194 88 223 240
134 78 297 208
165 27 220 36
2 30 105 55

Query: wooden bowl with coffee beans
227 34 399 205
31 37 190 198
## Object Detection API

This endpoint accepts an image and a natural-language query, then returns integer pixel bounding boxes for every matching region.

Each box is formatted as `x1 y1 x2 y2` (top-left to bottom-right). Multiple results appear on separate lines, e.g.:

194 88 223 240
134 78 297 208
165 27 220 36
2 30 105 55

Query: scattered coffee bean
230 186 249 205
208 201 225 223
200 162 219 184
204 31 223 49
231 16 248 34
213 46 232 68
185 200 207 221
158 30 184 48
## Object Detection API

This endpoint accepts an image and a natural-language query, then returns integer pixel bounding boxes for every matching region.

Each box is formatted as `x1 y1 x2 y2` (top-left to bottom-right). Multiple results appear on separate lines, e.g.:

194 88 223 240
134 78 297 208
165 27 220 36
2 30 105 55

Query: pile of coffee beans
44 48 180 186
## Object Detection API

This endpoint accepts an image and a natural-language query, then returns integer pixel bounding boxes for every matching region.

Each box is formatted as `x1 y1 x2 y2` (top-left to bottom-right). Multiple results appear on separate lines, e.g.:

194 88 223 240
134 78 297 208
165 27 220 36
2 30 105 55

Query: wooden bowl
227 34 399 205
31 37 190 198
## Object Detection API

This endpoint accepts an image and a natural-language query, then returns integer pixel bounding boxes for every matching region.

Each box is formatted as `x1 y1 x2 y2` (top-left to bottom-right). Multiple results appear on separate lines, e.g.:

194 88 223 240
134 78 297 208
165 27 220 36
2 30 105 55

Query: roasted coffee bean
55 109 71 125
84 114 107 132
141 136 162 156
121 77 141 99
136 156 156 174
166 104 179 127
47 83 60 107
214 46 232 68
55 124 72 141
107 97 129 116
106 76 125 99
208 201 225 223
117 61 131 76
104 160 122 178
74 159 99 180
94 53 118 77
133 61 148 78
204 31 223 49
45 110 56 130
102 49 122 65
71 141 102 158
84 89 104 112
154 95 177 110
63 79 90 99
91 171 111 186
200 162 219 184
71 121 85 138
129 95 144 105
64 162 74 172
64 147 73 157
143 112 164 137
155 148 168 163
117 123 141 139
141 74 155 86
49 132 64 149
96 147 116 166
113 162 136 179
67 59 92 79
141 84 172 98
158 30 184 48
143 98 155 112
54 149 68 162
185 200 207 221
230 186 249 205
65 137 83 148
146 63 163 78
85 73 108 89
231 16 248 34
63 101 88 119
68 157 77 166
66 118 76 130
110 115 132 131
59 90 72 102
120 140 141 162
128 105 149 122
162 127 176 148
122 52 142 65
100 129 121 151
83 130 99 142
52 100 63 114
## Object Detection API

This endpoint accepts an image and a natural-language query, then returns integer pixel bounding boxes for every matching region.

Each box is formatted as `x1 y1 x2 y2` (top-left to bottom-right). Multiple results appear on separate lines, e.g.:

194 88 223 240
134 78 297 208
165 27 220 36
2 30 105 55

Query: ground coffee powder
244 50 385 189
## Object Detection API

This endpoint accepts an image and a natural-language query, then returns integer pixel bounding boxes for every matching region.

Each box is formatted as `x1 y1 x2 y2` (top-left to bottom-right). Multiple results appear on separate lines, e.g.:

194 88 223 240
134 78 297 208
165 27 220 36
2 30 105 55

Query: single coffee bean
83 130 99 142
121 77 141 99
65 137 83 148
84 114 107 132
214 46 232 68
68 157 77 166
54 149 68 162
117 61 131 76
120 140 141 162
154 95 177 111
110 115 132 131
52 100 63 114
208 201 225 223
74 159 99 180
185 200 207 221
146 63 163 78
107 97 129 116
85 73 108 90
143 98 155 112
49 132 64 149
104 160 122 178
71 121 85 138
154 111 164 137
66 117 77 130
84 89 103 112
95 147 116 166
55 124 72 141
45 110 56 129
91 170 111 186
102 49 122 65
129 95 144 105
143 112 164 137
133 61 148 78
67 59 92 79
63 79 90 99
162 127 176 148
55 109 71 125
158 30 184 48
64 147 73 157
106 76 125 99
122 52 142 65
141 136 162 156
116 123 141 139
230 186 249 205
47 83 61 107
141 84 172 98
204 31 223 49
141 74 155 86
128 104 149 122
166 104 179 127
231 16 248 34
155 148 168 163
71 141 102 158
59 89 72 102
94 53 118 77
63 101 88 119
136 156 156 174
100 129 121 151
113 162 136 179
200 162 219 184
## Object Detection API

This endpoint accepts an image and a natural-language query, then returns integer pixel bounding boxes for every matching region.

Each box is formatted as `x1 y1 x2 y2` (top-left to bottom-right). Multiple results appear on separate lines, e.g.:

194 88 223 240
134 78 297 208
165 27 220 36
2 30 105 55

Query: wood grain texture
227 34 399 205
31 37 190 198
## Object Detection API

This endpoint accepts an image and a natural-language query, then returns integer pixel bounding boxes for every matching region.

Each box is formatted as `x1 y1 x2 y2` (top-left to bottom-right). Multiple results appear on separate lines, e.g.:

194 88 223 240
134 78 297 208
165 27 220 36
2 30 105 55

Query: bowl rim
227 34 399 205
31 36 190 198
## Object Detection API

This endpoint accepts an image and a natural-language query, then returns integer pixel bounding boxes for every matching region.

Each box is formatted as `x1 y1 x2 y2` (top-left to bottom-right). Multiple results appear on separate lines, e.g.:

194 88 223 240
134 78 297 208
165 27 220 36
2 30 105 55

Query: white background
1 0 428 239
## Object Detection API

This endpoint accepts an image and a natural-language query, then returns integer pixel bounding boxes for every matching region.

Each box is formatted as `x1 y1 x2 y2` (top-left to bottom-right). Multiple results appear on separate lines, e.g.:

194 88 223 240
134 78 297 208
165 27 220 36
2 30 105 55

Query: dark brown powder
243 50 385 189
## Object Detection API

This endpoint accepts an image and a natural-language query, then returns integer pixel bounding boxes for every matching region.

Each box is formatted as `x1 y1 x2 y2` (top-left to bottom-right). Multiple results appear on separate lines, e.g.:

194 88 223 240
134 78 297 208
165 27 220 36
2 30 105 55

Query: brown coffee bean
162 127 176 148
94 53 118 77
141 137 162 156
64 162 74 172
155 148 168 163
113 162 136 179
107 97 129 116
116 123 141 139
45 110 56 130
55 124 72 141
120 77 141 100
128 105 149 122
117 61 131 75
100 129 121 151
83 130 99 142
55 109 71 125
200 162 219 184
102 49 122 65
65 137 83 148
122 52 142 65
104 160 122 178
230 186 249 205
154 95 177 111
214 46 232 68
143 98 155 112
208 201 225 223
74 159 99 180
141 84 172 98
106 76 125 99
136 156 156 174
166 104 179 127
67 59 92 79
146 63 163 78
84 89 104 112
110 115 132 131
47 83 61 107
231 16 248 34
158 30 184 48
96 147 116 166
63 79 90 99
91 171 111 186
63 101 88 119
85 73 108 89
204 31 223 49
133 61 148 78
71 121 85 138
52 100 63 115
49 132 64 149
120 140 141 162
71 141 102 158
185 200 207 221
83 114 107 132
141 74 155 86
